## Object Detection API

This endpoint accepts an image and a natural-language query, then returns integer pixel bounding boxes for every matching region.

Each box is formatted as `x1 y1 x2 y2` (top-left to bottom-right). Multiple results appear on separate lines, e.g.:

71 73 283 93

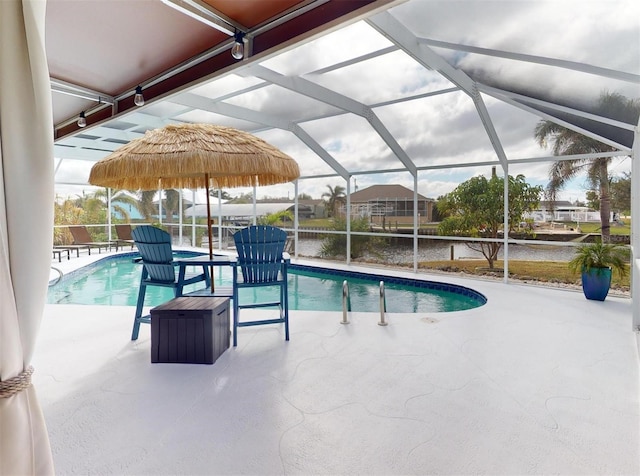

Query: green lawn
568 221 631 235
418 259 630 291
295 218 630 292
299 218 334 227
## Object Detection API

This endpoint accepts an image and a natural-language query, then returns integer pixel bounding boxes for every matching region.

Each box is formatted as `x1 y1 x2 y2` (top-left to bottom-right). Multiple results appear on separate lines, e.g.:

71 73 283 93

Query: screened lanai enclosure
49 0 639 327
1 1 637 472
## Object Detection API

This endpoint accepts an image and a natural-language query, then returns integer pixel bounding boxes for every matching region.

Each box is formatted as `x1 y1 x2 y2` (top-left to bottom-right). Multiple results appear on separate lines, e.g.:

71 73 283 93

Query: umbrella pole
205 174 215 293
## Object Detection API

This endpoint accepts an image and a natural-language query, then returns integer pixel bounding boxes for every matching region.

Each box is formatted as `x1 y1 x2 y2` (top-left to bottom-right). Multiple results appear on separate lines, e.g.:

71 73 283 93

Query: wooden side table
150 297 230 364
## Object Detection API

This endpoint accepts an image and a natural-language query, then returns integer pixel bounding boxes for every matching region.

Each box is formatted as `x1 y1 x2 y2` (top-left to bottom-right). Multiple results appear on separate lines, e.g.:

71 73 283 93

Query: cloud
262 21 394 76
54 158 95 189
399 0 640 106
56 0 639 207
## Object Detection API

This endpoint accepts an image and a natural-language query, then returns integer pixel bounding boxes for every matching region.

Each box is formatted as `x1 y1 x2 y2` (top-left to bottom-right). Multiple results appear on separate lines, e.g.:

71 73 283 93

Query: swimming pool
48 253 487 313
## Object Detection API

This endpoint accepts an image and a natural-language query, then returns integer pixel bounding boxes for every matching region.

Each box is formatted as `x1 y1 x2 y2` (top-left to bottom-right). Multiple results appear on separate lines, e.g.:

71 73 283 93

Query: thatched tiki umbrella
89 123 300 261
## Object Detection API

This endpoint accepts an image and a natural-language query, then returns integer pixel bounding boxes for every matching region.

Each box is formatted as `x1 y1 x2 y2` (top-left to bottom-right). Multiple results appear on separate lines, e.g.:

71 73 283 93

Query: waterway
294 238 577 266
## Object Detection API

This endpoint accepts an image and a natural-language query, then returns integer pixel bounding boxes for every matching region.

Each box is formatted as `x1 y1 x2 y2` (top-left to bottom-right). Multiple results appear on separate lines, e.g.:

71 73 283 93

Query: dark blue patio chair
232 225 290 346
131 225 210 340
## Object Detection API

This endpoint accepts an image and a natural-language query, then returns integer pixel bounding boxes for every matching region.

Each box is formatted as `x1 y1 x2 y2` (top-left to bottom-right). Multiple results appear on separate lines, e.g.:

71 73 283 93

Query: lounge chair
130 225 211 340
52 247 70 262
232 225 290 346
68 225 113 253
115 224 136 250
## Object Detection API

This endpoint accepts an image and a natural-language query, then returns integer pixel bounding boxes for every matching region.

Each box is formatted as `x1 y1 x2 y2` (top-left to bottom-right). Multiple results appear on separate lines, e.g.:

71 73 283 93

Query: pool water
48 255 486 313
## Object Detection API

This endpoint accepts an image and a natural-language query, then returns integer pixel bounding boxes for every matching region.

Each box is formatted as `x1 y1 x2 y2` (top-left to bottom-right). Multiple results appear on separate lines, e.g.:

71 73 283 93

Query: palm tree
163 189 181 224
137 190 157 221
321 184 346 218
534 92 640 242
90 188 140 222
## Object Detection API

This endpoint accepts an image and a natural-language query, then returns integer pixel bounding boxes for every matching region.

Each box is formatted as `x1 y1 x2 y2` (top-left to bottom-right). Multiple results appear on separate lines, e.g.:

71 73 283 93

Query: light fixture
134 85 145 106
77 111 87 128
231 31 245 60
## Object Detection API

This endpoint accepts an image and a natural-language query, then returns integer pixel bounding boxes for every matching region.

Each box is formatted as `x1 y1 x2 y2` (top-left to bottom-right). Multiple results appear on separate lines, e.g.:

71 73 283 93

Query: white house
526 200 602 223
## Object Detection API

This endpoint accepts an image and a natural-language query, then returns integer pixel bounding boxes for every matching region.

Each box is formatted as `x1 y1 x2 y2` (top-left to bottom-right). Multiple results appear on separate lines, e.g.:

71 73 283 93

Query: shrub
319 216 385 259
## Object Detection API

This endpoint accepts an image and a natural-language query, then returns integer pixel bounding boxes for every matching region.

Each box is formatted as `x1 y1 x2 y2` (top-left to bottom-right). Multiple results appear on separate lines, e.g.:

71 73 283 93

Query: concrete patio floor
36 254 639 475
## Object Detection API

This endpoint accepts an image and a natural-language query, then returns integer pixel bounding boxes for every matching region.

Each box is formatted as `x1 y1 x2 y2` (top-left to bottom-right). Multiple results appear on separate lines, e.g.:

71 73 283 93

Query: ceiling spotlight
231 31 245 60
77 111 87 128
134 85 145 106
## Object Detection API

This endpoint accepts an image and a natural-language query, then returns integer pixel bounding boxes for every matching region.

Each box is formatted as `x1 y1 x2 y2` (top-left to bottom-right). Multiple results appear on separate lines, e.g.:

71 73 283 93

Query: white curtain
0 0 55 474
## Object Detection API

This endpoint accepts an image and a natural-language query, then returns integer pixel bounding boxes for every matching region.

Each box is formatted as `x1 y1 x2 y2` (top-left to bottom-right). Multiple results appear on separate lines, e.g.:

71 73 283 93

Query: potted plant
568 240 629 301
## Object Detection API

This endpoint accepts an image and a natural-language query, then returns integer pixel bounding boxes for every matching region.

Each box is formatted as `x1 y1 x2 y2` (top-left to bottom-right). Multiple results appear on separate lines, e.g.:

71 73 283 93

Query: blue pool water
48 253 486 313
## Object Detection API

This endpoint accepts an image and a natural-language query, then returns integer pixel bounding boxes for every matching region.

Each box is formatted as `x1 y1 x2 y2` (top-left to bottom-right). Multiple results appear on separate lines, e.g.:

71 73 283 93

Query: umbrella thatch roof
88 123 300 190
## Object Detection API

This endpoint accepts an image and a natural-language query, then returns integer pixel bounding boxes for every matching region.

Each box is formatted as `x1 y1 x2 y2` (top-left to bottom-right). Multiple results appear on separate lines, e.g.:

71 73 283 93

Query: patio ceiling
49 0 390 135
49 0 640 194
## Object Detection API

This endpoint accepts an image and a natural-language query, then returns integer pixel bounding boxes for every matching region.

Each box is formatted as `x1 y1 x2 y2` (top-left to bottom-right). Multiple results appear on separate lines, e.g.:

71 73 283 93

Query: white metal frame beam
160 0 244 36
171 93 350 178
417 37 640 85
118 111 185 131
368 11 509 172
247 64 418 176
480 85 637 133
481 84 633 152
53 145 111 161
77 126 144 143
55 137 122 152
632 117 640 331
50 78 115 104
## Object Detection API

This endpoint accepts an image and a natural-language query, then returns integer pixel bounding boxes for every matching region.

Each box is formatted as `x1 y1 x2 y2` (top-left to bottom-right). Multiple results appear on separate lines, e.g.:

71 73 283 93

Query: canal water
294 238 577 265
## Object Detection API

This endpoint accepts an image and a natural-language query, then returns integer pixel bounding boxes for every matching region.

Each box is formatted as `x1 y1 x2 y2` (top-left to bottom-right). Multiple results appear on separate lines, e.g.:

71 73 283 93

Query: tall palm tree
90 188 140 222
534 92 640 242
163 189 181 224
137 190 157 221
321 184 346 218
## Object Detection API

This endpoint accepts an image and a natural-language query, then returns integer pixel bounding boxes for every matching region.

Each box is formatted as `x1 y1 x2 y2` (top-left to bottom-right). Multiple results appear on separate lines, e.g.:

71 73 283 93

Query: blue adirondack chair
131 225 210 340
232 225 290 346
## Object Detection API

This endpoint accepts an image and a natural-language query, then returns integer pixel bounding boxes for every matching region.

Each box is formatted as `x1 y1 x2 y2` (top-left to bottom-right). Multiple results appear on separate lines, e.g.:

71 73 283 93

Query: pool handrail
341 280 350 324
378 281 388 326
49 267 63 286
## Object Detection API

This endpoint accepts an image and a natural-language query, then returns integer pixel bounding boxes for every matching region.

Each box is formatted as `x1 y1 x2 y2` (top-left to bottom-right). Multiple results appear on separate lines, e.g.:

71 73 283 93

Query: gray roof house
343 184 435 224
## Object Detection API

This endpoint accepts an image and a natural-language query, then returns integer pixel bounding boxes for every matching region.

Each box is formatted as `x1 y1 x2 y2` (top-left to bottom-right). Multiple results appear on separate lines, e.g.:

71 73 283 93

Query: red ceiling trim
56 107 113 138
145 54 237 104
253 0 379 56
55 0 383 140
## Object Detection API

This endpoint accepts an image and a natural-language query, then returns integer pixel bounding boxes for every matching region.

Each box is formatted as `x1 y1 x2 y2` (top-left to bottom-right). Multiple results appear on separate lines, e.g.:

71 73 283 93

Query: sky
54 0 640 207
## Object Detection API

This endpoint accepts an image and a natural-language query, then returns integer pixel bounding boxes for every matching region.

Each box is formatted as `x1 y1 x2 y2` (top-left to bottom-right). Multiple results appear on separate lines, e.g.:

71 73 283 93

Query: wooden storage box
150 297 230 364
